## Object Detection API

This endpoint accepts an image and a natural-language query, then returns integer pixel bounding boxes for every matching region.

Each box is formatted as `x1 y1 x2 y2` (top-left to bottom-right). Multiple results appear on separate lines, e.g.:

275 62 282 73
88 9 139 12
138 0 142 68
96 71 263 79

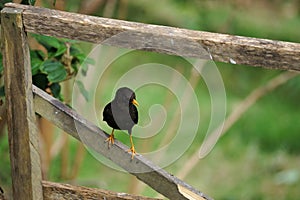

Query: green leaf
54 45 67 57
40 60 63 73
76 81 90 101
40 60 67 83
33 35 68 59
82 57 94 76
73 53 86 63
31 50 46 60
80 63 88 76
31 59 43 76
70 45 81 55
30 50 45 76
34 35 62 51
85 57 95 65
47 70 67 83
71 52 94 76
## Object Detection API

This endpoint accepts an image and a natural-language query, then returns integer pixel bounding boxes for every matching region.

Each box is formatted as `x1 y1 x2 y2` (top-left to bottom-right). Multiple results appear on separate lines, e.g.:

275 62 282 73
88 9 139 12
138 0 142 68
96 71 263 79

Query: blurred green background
1 0 300 199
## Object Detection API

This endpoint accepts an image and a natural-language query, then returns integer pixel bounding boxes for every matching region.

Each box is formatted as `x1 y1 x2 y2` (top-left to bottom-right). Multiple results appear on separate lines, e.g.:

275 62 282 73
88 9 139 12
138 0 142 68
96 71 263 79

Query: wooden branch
5 3 300 71
42 181 161 200
1 7 43 200
33 85 211 200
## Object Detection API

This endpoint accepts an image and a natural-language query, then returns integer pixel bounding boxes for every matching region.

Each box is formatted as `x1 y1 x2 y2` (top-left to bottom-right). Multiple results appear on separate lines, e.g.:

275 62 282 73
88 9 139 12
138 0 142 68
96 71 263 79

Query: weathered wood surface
1 7 43 200
5 3 300 71
33 85 211 200
42 181 161 200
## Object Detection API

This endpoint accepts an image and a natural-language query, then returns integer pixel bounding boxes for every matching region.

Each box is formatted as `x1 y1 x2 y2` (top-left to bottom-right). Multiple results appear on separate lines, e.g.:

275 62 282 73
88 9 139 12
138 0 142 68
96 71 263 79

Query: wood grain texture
33 86 211 200
5 3 300 71
1 7 43 200
42 181 161 200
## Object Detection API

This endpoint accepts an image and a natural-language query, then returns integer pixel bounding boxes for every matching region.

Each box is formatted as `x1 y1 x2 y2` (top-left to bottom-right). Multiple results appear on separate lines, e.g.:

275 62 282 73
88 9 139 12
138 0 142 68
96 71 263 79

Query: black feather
103 87 138 135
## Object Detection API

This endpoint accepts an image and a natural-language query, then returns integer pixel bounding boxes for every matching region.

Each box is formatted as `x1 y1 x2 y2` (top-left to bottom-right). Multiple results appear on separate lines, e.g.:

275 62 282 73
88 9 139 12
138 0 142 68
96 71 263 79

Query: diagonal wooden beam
33 85 212 200
4 3 300 71
1 7 43 200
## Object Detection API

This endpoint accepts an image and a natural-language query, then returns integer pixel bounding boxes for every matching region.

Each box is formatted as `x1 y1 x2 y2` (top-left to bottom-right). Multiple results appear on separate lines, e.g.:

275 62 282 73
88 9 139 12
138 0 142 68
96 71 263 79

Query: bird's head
115 87 139 107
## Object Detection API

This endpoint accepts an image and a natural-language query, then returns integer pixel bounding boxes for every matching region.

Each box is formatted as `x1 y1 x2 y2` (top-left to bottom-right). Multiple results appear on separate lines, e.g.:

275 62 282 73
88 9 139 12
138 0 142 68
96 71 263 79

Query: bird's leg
106 129 115 148
128 134 136 159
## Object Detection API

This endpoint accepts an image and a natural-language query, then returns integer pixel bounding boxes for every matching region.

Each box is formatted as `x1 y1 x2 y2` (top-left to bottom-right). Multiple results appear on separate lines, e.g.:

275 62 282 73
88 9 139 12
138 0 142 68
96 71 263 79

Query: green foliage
40 60 67 83
0 0 94 102
0 34 93 101
30 50 45 75
29 34 92 100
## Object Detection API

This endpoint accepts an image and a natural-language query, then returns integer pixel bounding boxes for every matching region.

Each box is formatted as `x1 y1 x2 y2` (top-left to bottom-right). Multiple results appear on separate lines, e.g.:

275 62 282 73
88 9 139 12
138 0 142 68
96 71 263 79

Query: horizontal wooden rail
5 3 300 71
42 181 161 200
33 85 211 200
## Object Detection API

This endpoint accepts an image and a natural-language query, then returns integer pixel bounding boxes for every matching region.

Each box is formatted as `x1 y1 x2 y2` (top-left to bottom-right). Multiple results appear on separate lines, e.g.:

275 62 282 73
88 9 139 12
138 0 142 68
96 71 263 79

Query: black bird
103 87 139 159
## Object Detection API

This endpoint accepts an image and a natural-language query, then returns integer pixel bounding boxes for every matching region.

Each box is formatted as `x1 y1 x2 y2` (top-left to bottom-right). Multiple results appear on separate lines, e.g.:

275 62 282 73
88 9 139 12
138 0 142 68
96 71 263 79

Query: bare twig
177 71 299 179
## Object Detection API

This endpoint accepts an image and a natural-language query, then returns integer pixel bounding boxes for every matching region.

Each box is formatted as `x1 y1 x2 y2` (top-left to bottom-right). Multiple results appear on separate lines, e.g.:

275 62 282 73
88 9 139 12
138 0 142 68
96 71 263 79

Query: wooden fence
1 3 300 200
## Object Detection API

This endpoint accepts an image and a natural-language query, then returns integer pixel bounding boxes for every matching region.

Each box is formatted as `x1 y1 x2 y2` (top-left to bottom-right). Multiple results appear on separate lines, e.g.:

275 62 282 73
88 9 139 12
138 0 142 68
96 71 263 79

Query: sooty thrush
103 87 139 159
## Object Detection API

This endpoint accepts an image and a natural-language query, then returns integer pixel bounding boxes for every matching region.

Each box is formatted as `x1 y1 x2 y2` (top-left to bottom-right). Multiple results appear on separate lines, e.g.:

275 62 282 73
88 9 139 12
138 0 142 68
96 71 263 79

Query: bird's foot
106 134 115 148
127 146 136 160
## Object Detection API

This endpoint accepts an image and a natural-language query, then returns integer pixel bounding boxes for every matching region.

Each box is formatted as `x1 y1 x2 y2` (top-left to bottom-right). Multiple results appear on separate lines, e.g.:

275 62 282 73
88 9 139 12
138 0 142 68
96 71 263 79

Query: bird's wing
102 103 112 121
131 106 138 124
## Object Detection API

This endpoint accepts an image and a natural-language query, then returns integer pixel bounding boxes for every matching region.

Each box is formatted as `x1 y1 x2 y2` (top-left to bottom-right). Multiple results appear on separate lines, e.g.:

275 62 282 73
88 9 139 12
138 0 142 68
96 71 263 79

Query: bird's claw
128 146 136 160
106 135 115 148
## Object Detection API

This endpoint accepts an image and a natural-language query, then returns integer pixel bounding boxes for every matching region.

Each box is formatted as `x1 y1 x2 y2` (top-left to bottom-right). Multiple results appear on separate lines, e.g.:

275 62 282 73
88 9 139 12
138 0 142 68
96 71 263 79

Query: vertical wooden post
1 7 43 200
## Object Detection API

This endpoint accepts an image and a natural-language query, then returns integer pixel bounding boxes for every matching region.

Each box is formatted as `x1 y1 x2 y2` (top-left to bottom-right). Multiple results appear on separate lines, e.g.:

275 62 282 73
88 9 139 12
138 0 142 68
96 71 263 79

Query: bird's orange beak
132 99 139 106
